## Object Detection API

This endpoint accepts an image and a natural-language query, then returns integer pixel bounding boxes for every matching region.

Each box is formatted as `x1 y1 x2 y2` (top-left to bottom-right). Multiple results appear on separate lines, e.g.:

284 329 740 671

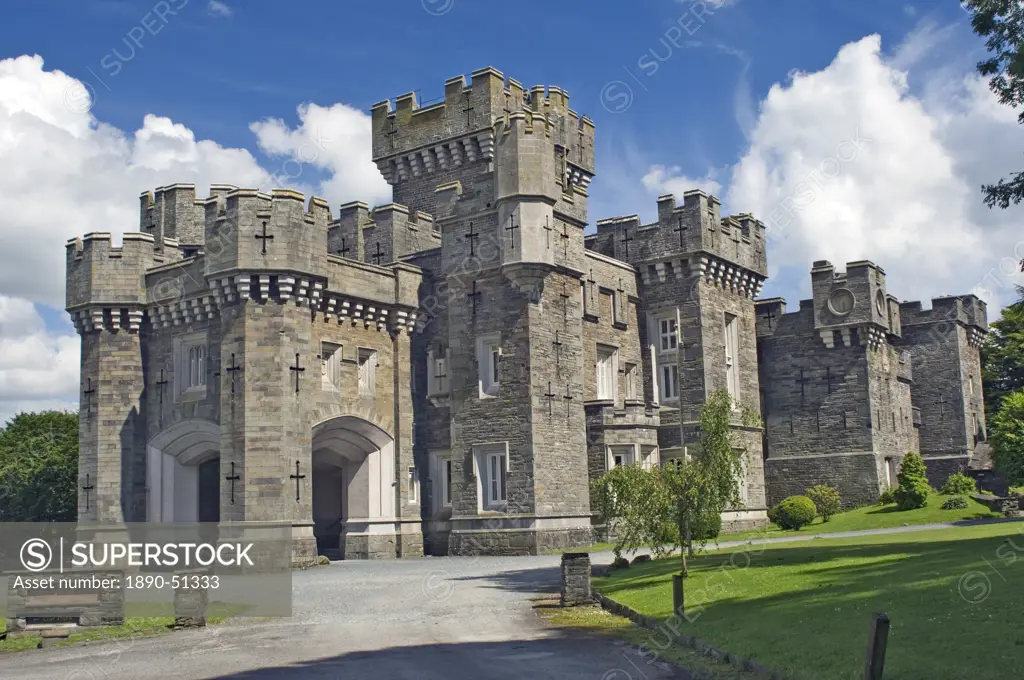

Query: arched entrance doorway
147 420 221 522
311 416 395 559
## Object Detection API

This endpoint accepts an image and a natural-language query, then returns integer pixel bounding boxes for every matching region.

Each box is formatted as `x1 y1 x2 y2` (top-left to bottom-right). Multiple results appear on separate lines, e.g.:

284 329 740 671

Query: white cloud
725 33 1024 311
643 164 722 198
250 102 391 208
0 54 390 419
0 296 78 427
208 1 232 17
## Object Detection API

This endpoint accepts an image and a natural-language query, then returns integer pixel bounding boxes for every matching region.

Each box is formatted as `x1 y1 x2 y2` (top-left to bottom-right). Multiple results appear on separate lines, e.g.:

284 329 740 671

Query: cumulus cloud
644 30 1024 312
208 1 232 17
0 296 79 426
250 102 391 209
0 54 389 420
643 164 722 198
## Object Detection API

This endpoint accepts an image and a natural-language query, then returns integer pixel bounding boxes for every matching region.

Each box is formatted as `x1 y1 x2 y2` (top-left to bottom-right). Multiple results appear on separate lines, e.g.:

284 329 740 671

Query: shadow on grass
592 529 1024 680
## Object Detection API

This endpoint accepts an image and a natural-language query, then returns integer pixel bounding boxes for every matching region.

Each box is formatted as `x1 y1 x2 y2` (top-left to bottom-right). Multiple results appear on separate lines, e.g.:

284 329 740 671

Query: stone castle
65 67 989 561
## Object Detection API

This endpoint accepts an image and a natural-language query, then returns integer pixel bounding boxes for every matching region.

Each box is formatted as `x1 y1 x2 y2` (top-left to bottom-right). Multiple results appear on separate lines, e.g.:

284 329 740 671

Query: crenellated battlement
140 184 206 248
589 191 766 281
66 232 159 311
362 202 441 264
371 67 595 188
900 294 989 334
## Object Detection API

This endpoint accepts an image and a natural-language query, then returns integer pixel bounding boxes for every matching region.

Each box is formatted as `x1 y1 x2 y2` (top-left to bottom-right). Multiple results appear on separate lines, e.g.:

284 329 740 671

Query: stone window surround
595 343 618 402
430 450 453 512
321 341 343 391
724 312 740 406
476 334 501 398
650 311 680 404
427 345 450 397
357 347 378 396
408 465 419 505
173 331 207 401
606 444 660 471
473 442 508 511
624 362 640 401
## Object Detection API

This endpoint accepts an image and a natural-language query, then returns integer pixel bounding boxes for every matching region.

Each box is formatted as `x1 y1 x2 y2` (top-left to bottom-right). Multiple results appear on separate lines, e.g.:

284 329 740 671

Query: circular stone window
827 288 855 316
875 290 886 315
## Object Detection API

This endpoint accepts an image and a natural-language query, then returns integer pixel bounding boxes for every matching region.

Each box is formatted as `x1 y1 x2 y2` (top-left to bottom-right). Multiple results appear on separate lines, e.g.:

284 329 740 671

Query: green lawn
594 523 1024 680
720 494 1000 543
560 494 1001 555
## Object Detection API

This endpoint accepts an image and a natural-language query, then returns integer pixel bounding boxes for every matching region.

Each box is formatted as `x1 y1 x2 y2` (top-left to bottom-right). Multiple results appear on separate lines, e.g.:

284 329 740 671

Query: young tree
590 463 674 560
661 390 751 577
894 451 930 511
991 389 1024 485
981 288 1024 421
0 411 79 521
964 1 1024 208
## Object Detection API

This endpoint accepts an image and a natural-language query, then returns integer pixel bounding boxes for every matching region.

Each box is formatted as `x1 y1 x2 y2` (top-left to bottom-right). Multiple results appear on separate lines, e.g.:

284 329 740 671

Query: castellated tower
68 183 425 563
586 191 771 531
756 261 919 507
373 67 599 554
898 295 989 487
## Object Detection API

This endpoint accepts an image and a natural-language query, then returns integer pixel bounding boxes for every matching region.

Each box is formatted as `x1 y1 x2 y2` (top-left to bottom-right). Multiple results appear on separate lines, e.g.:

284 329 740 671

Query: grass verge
594 523 1024 680
0 613 229 653
534 599 772 679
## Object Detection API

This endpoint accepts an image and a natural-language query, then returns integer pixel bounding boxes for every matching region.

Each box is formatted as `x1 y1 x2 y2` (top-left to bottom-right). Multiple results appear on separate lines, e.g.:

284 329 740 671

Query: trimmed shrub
941 472 977 496
941 495 970 510
691 509 723 541
806 484 841 522
316 555 330 566
894 452 930 510
767 503 779 523
772 496 818 530
631 554 652 564
878 488 896 505
611 556 630 570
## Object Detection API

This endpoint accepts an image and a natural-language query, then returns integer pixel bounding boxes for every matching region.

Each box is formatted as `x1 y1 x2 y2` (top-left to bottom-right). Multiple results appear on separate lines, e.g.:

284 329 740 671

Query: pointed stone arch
147 419 220 522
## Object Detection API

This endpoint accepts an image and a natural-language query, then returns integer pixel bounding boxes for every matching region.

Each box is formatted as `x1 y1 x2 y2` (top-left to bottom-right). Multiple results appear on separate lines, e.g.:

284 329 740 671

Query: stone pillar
392 325 424 557
173 572 208 628
560 552 592 606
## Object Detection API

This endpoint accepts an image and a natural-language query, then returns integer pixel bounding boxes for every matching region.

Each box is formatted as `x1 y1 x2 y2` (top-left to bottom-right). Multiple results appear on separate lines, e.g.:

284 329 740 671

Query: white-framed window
608 444 636 470
174 333 207 399
639 445 658 470
358 348 377 396
660 365 679 401
624 363 639 401
884 457 895 487
477 334 501 397
427 346 449 396
596 344 618 401
653 313 680 402
408 466 419 504
724 313 740 404
475 444 508 510
441 458 453 507
321 341 342 390
659 317 678 352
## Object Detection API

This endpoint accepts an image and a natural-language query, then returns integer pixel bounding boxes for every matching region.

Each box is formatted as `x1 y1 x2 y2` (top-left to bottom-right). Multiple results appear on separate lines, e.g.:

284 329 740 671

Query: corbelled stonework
66 67 987 559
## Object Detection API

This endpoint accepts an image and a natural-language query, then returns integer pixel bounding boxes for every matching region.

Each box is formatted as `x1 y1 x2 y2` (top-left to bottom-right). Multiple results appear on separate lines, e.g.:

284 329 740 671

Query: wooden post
864 612 890 680
672 574 685 615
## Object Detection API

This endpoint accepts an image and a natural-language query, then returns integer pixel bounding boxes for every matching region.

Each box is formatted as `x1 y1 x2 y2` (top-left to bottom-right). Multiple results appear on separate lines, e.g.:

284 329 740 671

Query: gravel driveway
0 553 684 680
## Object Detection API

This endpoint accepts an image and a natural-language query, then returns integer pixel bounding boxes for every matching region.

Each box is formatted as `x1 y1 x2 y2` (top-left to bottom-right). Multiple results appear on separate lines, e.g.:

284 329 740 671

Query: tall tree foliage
0 411 79 522
590 390 753 577
991 388 1024 485
981 286 1024 421
964 0 1024 208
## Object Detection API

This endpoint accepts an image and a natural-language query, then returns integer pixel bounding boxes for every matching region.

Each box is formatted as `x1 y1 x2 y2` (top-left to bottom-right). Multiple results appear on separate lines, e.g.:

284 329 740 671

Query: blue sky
0 0 1020 420
2 0 978 230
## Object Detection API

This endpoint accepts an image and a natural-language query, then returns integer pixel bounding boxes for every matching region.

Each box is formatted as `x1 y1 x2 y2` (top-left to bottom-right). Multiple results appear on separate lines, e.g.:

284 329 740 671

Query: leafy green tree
663 390 753 576
964 1 1024 208
590 464 674 561
894 451 931 511
0 411 79 522
991 389 1024 485
805 484 841 522
981 288 1024 421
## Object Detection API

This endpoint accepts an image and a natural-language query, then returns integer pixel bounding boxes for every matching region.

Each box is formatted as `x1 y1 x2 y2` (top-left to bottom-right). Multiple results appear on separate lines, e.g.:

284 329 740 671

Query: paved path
1 553 684 680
